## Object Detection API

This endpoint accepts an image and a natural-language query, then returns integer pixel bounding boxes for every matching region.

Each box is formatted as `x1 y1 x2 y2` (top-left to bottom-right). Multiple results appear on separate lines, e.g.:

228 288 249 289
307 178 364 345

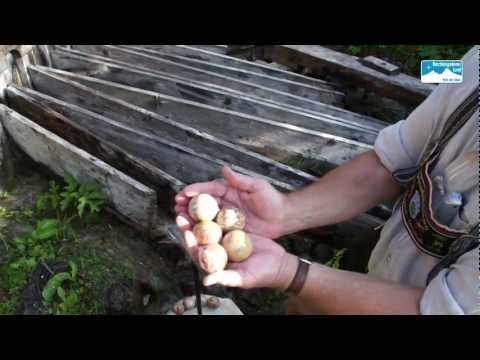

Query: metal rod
192 262 202 315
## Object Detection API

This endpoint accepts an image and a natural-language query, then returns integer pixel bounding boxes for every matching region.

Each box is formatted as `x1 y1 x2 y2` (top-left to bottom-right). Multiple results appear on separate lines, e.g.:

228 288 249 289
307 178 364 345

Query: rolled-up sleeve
374 83 449 174
420 249 479 315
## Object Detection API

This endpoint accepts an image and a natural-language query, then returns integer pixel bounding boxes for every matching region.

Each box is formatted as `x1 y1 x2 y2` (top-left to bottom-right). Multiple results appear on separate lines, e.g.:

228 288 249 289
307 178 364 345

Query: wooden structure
1 44 395 242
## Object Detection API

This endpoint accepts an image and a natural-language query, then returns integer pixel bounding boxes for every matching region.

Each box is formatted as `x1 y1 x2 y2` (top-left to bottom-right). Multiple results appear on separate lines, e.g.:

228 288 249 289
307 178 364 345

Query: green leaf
60 193 78 212
69 261 78 280
65 292 78 307
57 286 66 301
36 196 48 212
325 248 347 269
77 198 87 218
42 272 72 304
33 219 60 240
63 175 79 193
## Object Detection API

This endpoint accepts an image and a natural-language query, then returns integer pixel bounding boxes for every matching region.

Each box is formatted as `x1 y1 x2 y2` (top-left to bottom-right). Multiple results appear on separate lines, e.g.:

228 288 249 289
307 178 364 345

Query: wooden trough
28 65 372 170
127 45 337 88
66 45 346 107
1 44 390 245
48 48 386 136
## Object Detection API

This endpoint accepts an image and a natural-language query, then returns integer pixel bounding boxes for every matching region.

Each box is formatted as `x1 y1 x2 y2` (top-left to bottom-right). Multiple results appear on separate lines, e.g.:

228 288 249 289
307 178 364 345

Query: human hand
175 214 297 290
174 166 290 239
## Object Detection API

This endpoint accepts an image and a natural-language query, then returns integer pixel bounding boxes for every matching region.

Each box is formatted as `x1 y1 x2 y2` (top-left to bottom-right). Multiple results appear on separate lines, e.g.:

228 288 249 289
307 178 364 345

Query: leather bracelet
286 258 311 295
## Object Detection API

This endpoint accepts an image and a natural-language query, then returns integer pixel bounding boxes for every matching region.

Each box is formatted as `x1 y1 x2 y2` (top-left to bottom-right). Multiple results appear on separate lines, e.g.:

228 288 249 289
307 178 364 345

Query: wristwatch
286 257 311 295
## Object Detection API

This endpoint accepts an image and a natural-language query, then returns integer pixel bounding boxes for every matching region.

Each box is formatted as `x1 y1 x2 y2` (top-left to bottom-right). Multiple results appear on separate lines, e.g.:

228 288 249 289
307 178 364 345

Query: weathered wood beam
264 45 435 105
6 84 297 192
121 45 341 93
190 45 228 54
16 77 385 242
58 45 345 109
37 66 371 169
48 50 385 139
0 103 158 233
5 85 183 212
130 45 334 88
28 65 315 190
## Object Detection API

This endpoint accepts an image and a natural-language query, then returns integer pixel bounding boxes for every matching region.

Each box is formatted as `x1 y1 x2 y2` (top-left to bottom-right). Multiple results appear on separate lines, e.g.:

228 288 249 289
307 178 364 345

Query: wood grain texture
129 45 334 88
5 85 183 212
0 103 158 233
48 50 386 136
36 66 371 170
121 45 341 94
58 45 345 109
28 65 315 191
264 45 435 105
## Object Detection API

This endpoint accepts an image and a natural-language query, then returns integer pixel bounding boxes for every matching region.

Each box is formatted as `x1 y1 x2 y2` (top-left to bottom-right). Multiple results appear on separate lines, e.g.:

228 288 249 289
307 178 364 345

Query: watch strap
286 258 311 295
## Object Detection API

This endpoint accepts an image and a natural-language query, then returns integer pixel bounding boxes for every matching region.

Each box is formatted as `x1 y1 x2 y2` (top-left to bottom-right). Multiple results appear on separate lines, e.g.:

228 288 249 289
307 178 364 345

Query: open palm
204 233 289 289
174 167 288 239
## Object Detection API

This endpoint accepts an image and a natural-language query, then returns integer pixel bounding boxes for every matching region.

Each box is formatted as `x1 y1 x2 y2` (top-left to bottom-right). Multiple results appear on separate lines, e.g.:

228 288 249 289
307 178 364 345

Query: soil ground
0 147 315 315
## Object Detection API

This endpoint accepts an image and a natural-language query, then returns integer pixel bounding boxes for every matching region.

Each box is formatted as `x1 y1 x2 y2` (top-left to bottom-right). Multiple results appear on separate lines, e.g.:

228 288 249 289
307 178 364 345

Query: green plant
0 176 125 315
325 248 347 269
282 155 326 177
42 261 84 315
0 191 11 200
0 218 63 314
36 181 62 213
37 175 105 219
0 206 33 222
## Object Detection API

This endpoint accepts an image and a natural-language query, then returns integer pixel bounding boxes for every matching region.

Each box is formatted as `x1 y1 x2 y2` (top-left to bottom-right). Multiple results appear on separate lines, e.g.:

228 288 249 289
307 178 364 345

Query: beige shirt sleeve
420 248 479 315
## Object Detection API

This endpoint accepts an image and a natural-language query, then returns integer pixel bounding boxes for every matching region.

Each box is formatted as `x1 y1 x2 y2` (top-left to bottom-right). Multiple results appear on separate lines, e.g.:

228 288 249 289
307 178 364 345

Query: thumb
222 167 261 193
203 269 245 288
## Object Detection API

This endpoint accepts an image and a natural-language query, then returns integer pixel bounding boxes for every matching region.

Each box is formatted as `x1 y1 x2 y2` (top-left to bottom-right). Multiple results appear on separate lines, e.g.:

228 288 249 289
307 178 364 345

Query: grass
281 154 327 177
0 175 133 315
344 45 472 77
0 191 11 201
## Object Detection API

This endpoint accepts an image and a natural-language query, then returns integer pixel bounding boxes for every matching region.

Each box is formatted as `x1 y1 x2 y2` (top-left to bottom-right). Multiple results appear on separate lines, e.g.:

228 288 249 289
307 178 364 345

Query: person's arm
276 254 423 314
202 243 423 314
279 150 403 236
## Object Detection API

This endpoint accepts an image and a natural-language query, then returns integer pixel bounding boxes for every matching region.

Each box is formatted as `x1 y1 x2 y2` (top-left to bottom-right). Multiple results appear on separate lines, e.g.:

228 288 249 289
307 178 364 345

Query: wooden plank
5 85 184 212
27 66 391 220
28 65 316 191
36 66 371 169
359 56 400 75
15 79 386 242
23 89 293 191
121 44 345 104
51 47 385 131
0 103 158 233
47 50 386 137
58 45 345 109
135 45 337 89
190 45 228 54
264 45 435 105
8 85 288 191
0 121 6 179
122 45 341 91
7 84 299 190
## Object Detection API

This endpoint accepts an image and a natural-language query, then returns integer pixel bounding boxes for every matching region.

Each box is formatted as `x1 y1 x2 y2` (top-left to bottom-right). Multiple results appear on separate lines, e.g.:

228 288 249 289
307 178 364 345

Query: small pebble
206 296 220 309
142 294 151 307
173 303 185 315
183 296 196 309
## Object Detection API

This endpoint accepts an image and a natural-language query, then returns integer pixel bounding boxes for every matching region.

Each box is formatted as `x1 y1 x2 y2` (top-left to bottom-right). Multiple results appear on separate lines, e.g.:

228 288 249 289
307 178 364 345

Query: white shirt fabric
369 46 479 315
